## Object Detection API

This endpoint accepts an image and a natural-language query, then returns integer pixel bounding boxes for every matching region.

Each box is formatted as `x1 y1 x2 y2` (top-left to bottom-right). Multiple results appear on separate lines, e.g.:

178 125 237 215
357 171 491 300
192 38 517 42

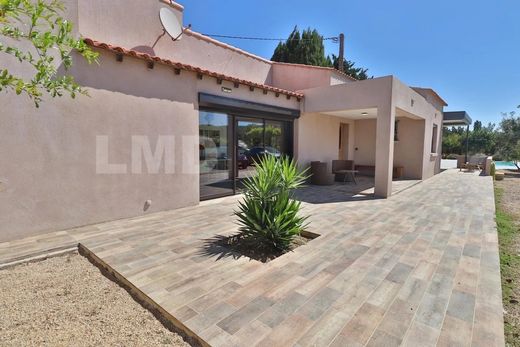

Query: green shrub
490 161 496 179
446 153 459 160
234 155 309 251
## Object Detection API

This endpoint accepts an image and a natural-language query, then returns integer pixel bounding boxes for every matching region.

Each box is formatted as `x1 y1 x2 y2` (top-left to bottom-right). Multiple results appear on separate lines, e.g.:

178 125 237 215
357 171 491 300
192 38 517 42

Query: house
0 0 446 241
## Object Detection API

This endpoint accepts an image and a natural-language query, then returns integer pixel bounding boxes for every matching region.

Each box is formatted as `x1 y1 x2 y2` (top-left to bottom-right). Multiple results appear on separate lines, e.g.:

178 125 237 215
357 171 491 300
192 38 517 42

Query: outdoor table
335 169 359 185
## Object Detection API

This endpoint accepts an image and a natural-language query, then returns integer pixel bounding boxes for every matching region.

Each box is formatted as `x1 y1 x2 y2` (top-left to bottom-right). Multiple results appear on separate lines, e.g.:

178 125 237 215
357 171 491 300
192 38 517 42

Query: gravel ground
496 170 520 220
0 253 191 347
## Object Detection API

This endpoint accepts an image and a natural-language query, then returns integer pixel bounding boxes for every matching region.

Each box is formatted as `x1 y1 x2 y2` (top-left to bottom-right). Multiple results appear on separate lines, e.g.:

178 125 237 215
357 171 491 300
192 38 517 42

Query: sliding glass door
199 111 293 200
236 118 263 181
199 111 234 200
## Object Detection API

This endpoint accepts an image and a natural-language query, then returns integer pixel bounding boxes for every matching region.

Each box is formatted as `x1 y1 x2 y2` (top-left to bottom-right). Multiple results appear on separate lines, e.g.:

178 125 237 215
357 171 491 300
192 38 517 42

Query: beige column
374 104 396 198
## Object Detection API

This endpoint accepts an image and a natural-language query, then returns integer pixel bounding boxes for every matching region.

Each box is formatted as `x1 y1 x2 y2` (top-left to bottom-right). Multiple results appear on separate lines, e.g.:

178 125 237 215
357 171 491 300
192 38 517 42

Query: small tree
272 26 330 67
234 155 309 251
498 106 520 170
0 0 98 107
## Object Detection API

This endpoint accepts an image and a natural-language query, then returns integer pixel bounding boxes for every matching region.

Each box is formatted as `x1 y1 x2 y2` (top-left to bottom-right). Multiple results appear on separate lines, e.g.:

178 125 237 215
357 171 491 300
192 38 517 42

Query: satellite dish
159 7 183 41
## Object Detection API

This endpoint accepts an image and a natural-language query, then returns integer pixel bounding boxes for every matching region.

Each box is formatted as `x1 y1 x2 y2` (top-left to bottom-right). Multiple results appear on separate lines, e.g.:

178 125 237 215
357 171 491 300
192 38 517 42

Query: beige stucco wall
393 117 425 179
0 36 298 242
330 72 355 86
353 119 377 166
295 113 355 169
391 78 443 179
0 52 193 242
272 64 330 92
76 0 274 85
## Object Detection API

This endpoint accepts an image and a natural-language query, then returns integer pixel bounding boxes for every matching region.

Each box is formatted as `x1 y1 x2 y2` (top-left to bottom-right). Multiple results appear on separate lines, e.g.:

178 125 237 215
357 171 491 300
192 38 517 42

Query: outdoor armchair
310 161 335 185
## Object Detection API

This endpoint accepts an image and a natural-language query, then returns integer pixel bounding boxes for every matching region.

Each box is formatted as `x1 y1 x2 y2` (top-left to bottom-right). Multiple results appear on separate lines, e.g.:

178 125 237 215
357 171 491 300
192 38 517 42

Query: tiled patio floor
0 170 504 346
294 176 421 204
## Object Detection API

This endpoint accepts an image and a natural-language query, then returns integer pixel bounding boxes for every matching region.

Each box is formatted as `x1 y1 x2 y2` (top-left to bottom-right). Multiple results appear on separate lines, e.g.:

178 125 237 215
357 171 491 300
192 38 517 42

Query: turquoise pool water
495 161 518 170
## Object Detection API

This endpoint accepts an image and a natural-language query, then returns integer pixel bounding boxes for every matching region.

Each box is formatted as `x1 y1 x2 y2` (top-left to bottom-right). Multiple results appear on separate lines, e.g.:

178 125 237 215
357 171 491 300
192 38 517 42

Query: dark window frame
198 94 296 201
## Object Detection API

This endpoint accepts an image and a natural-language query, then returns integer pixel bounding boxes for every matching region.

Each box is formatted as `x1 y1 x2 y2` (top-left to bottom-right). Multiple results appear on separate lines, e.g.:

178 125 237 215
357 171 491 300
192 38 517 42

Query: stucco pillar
374 104 396 198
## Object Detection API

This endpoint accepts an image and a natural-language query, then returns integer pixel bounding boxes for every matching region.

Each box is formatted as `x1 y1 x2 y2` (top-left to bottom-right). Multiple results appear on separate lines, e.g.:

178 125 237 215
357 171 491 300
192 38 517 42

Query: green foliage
272 26 330 67
234 155 309 251
442 129 464 155
442 122 497 157
271 26 369 80
244 125 281 148
0 0 98 107
470 122 497 155
490 161 496 178
498 107 520 170
330 53 369 80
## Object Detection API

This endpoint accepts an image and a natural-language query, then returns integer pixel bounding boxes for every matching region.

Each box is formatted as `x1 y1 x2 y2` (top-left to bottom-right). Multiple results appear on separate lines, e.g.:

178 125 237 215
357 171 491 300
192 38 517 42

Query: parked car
245 146 281 165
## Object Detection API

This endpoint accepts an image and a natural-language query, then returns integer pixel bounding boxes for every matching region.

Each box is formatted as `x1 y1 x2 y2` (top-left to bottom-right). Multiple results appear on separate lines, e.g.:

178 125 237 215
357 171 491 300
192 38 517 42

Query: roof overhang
199 93 300 120
411 87 448 107
443 111 472 126
83 38 303 99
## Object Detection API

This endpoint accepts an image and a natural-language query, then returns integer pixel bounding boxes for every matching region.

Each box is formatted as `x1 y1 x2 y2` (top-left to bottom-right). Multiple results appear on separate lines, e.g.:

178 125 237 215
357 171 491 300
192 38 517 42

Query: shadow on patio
198 235 248 262
293 176 421 204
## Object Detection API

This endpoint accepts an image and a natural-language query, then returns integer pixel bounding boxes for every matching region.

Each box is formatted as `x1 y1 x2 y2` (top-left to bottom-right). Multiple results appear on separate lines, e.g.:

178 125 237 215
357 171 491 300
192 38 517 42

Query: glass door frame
199 111 235 201
199 108 294 201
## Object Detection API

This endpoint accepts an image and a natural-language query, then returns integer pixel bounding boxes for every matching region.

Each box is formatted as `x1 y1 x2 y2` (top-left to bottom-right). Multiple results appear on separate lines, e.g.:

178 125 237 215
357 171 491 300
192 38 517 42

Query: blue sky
181 0 519 127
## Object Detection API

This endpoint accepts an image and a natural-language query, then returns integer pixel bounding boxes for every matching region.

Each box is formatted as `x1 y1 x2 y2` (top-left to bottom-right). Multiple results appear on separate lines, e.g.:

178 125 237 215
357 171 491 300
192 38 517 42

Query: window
431 124 438 153
394 120 400 142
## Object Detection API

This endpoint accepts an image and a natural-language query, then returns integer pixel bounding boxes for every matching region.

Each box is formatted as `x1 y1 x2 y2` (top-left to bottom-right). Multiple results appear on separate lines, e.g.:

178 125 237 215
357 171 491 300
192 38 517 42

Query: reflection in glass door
265 119 291 157
199 111 233 200
236 118 264 183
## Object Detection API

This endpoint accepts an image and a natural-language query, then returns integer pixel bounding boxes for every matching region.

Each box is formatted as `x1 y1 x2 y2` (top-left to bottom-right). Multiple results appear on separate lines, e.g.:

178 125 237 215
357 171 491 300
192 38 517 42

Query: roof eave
83 38 304 99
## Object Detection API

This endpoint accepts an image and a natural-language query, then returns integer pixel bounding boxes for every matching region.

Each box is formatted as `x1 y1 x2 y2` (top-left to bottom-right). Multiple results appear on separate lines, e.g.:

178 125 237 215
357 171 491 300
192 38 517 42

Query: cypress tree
271 26 370 80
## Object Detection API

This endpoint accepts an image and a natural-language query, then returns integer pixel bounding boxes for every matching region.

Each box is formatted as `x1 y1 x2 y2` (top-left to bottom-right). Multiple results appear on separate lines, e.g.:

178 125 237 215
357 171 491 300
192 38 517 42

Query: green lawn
495 186 520 345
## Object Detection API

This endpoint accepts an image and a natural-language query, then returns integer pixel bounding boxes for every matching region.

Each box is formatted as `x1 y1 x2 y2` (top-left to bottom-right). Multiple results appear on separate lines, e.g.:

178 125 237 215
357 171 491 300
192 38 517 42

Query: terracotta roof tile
83 38 304 99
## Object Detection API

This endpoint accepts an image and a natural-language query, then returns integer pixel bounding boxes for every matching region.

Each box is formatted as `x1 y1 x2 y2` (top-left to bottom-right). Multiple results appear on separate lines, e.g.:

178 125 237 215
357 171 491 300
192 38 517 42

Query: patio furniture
334 169 359 184
332 160 354 182
460 157 482 172
310 161 335 185
460 162 479 171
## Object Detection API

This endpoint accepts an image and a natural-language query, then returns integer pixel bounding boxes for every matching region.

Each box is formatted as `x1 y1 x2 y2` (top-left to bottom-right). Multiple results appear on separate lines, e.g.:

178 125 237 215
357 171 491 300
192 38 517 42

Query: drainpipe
465 124 469 163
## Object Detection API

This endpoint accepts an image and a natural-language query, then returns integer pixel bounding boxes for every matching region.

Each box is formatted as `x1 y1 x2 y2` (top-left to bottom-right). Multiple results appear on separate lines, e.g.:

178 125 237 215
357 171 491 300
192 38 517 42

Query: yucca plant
234 155 310 251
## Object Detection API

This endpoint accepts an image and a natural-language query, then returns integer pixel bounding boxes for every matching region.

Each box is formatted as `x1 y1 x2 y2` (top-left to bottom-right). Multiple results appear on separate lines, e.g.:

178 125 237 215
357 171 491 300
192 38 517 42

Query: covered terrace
296 76 446 198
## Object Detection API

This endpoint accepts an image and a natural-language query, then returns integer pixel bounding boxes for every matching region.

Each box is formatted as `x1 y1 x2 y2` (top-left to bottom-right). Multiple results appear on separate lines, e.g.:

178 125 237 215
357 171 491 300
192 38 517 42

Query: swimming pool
495 161 518 170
